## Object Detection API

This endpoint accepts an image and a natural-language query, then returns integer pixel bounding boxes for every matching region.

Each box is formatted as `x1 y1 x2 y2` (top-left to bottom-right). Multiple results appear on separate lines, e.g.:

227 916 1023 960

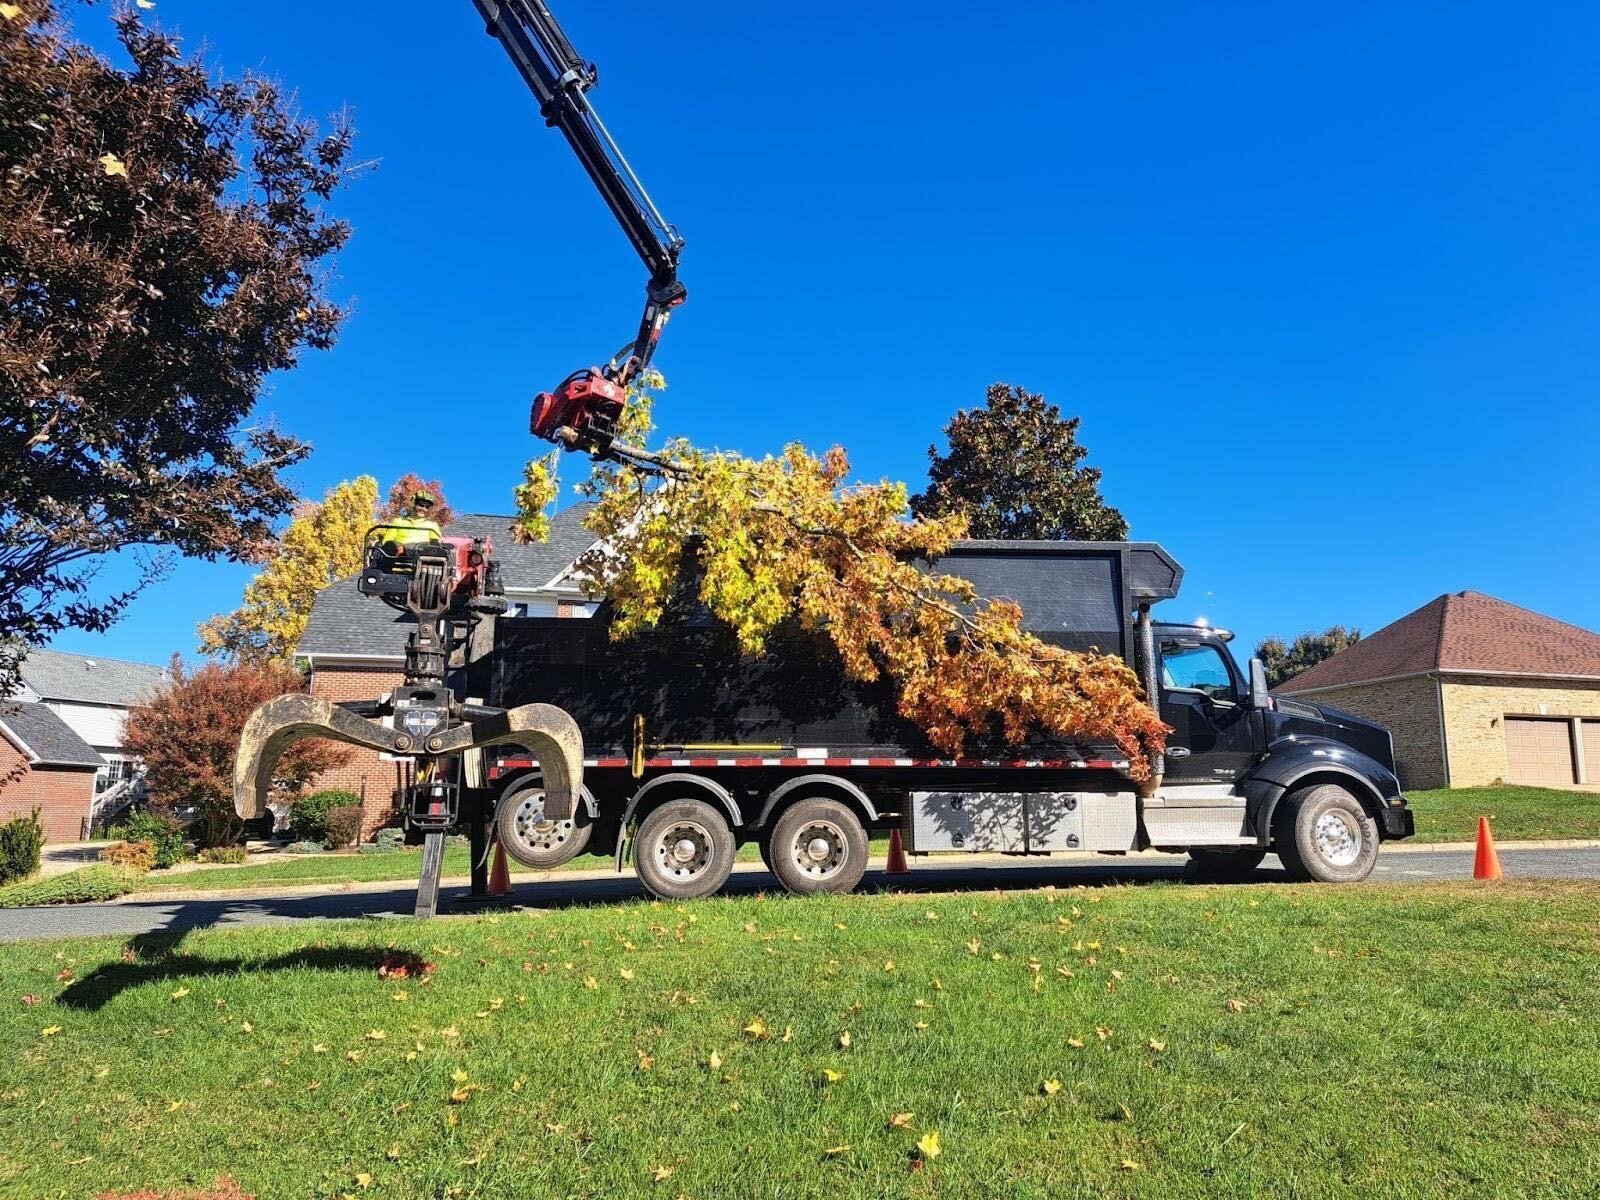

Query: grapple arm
233 695 584 823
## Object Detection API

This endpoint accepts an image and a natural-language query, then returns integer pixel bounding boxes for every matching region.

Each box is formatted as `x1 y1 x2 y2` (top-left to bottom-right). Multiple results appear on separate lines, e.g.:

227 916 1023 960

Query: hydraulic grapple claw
233 695 583 824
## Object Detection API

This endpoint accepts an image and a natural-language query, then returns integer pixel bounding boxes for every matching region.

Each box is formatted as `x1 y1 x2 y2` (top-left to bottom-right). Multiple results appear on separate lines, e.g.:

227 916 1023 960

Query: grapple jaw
233 695 583 823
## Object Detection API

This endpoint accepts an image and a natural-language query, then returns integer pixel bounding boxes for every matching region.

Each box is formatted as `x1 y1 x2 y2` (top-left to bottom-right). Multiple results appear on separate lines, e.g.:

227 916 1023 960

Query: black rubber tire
633 799 737 900
1185 847 1268 882
1273 783 1380 883
766 798 870 897
755 833 777 877
495 779 592 868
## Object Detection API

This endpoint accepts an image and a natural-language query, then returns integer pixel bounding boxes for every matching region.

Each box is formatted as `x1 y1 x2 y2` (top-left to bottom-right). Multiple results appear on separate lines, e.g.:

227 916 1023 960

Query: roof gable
0 701 105 768
1279 591 1600 692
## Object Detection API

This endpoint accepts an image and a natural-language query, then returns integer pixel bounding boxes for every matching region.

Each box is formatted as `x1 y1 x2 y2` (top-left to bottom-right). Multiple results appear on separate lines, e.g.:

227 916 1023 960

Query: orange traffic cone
1473 816 1503 881
488 839 512 897
885 826 910 875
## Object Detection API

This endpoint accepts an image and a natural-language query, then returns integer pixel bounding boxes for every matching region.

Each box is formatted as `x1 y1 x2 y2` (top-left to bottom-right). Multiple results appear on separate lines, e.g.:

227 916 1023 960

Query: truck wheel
634 799 736 900
1186 847 1267 881
496 780 592 868
1274 783 1379 883
767 798 869 896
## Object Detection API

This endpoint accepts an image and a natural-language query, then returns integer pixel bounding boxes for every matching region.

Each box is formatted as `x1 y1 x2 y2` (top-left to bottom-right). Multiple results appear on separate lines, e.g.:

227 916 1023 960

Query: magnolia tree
516 385 1167 773
124 659 349 847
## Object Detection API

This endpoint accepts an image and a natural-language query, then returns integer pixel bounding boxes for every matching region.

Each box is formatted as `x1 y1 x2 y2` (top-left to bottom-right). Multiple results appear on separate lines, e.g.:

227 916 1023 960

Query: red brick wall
0 739 97 843
307 665 408 838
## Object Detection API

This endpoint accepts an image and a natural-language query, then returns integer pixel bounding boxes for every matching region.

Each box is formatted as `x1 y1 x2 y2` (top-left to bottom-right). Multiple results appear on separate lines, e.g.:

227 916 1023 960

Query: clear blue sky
58 0 1600 669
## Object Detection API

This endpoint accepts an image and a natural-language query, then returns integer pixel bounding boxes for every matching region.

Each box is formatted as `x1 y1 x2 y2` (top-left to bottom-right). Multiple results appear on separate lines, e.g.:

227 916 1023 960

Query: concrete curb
113 839 1600 904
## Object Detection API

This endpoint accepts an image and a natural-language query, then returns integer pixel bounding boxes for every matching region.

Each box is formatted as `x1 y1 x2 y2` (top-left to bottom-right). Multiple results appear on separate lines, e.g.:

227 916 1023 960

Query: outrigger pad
233 695 584 823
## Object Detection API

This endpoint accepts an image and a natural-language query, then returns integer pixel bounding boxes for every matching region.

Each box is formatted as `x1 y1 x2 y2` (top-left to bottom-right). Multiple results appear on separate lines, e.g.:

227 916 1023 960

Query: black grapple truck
479 539 1415 898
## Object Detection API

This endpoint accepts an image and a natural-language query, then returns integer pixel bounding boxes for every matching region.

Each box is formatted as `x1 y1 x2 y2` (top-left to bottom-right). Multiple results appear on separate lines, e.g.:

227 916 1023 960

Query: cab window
1161 644 1236 701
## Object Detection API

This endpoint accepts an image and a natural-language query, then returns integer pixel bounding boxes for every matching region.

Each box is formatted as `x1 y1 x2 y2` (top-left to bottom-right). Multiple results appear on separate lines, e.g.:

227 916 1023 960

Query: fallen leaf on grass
708 1050 723 1071
170 987 189 1000
582 977 599 990
619 969 635 982
913 1020 930 1031
744 1018 770 1040
1147 1039 1166 1053
819 1067 843 1083
837 1031 851 1048
40 1025 61 1037
1121 1159 1142 1171
824 1144 852 1157
651 1165 675 1182
782 1025 794 1043
966 939 981 955
1096 1027 1113 1041
636 1051 654 1071
1225 998 1246 1013
915 1131 941 1160
240 1021 254 1033
21 994 40 1005
1067 1036 1085 1048
363 1029 387 1041
354 1172 372 1189
306 1081 321 1092
913 998 930 1009
1041 1079 1062 1096
391 991 410 1003
345 1051 362 1063
166 1100 184 1113
98 152 127 177
313 1044 329 1054
890 1111 914 1129
386 1143 402 1161
451 1069 470 1083
883 960 896 972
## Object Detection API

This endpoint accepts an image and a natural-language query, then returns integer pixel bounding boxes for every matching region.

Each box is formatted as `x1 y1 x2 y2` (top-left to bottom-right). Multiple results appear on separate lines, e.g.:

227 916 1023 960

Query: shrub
376 826 406 851
325 805 364 849
292 790 359 845
117 808 188 869
98 840 156 872
0 866 141 908
199 844 249 865
0 808 44 885
285 840 326 855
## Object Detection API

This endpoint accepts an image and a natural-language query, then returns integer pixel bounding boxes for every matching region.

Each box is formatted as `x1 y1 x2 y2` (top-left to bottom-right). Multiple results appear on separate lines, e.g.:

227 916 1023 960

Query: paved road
4 845 1598 945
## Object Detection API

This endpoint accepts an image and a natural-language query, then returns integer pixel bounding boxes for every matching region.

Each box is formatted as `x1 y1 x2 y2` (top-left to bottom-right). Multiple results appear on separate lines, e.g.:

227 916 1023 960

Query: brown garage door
1504 717 1575 786
1583 721 1600 785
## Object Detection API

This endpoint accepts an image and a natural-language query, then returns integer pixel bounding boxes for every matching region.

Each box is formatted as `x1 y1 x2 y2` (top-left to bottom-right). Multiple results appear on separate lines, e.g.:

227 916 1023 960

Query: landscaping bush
292 790 359 845
0 865 140 907
98 840 156 872
199 844 249 865
285 840 326 855
357 826 407 855
325 805 364 850
117 808 188 869
0 808 44 885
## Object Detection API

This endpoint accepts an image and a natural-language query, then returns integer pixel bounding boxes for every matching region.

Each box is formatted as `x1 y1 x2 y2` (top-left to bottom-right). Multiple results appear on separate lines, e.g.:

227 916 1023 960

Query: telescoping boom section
472 0 687 455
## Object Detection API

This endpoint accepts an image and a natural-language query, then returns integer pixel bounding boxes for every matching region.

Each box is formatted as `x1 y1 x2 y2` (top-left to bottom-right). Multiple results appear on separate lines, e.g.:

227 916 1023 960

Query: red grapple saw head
530 368 627 453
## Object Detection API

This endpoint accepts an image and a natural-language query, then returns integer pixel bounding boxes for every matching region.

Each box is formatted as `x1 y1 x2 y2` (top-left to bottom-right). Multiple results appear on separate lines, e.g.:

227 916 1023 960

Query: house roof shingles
17 648 168 707
1279 591 1600 693
297 505 599 660
0 701 105 768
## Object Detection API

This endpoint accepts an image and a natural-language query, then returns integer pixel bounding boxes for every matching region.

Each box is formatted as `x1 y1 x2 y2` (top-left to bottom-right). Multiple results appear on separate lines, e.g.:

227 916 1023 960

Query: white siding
44 701 127 751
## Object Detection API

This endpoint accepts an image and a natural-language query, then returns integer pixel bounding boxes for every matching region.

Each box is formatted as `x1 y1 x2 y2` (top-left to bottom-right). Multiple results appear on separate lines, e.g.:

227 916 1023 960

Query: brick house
0 701 106 842
1278 591 1600 791
295 507 601 834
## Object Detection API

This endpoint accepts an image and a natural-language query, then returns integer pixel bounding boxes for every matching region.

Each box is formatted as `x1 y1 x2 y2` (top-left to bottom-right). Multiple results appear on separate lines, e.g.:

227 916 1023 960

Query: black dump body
479 541 1182 760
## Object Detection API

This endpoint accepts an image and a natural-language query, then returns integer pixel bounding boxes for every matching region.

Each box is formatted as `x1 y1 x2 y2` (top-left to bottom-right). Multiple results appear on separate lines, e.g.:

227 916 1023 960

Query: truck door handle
1167 747 1191 758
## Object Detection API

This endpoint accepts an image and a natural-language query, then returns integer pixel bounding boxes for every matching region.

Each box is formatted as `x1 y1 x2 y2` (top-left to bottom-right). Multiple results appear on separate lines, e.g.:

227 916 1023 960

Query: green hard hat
412 490 435 508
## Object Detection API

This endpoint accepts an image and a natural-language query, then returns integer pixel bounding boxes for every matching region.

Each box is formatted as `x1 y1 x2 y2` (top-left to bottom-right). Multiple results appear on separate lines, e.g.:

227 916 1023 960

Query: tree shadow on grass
55 943 415 1012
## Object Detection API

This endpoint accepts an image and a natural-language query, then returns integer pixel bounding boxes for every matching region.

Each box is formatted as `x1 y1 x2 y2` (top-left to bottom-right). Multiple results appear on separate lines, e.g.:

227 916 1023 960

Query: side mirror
1248 658 1272 709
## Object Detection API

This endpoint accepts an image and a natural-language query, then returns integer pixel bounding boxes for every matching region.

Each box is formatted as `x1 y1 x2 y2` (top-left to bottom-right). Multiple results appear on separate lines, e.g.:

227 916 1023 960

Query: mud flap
233 695 585 822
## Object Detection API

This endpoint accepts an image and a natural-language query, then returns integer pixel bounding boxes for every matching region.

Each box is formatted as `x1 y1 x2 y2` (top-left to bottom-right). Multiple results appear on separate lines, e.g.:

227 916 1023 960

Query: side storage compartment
907 791 1138 854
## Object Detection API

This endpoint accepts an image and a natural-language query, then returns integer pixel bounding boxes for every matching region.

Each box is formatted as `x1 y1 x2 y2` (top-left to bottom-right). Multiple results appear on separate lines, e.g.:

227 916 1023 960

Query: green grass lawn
1405 783 1600 843
4 880 1598 1198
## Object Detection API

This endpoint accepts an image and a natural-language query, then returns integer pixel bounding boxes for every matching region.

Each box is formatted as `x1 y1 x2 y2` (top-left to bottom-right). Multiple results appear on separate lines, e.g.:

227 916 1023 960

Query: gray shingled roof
297 505 600 660
17 648 168 707
0 702 105 768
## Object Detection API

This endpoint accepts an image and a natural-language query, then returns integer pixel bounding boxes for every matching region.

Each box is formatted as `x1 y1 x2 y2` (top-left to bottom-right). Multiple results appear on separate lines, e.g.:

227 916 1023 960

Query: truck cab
1153 621 1414 880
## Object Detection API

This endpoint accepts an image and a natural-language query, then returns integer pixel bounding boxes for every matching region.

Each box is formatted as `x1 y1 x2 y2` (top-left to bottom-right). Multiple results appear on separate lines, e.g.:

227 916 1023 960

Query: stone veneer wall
1283 673 1445 790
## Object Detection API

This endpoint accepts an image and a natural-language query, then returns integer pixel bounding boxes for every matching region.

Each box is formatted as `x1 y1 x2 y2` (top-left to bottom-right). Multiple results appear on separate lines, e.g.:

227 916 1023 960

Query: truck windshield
1161 644 1236 700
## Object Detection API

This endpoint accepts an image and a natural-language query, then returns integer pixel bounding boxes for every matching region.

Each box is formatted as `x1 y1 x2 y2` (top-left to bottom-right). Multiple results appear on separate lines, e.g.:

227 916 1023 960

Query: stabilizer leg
415 831 447 919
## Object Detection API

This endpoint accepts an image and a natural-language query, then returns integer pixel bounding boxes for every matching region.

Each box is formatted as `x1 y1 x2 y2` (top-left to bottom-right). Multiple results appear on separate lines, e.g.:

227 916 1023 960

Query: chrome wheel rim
511 791 575 855
655 820 714 880
790 820 848 880
1314 810 1361 867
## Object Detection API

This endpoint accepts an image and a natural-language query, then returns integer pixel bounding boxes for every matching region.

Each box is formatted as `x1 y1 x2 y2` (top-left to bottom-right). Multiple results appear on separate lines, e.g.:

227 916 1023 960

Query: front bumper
1380 795 1416 839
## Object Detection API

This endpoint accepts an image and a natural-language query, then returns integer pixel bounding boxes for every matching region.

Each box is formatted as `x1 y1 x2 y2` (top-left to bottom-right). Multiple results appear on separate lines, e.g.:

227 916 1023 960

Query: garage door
1504 717 1575 786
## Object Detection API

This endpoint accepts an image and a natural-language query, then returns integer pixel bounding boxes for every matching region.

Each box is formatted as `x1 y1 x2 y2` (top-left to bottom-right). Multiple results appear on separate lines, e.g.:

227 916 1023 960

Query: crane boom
471 0 687 453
